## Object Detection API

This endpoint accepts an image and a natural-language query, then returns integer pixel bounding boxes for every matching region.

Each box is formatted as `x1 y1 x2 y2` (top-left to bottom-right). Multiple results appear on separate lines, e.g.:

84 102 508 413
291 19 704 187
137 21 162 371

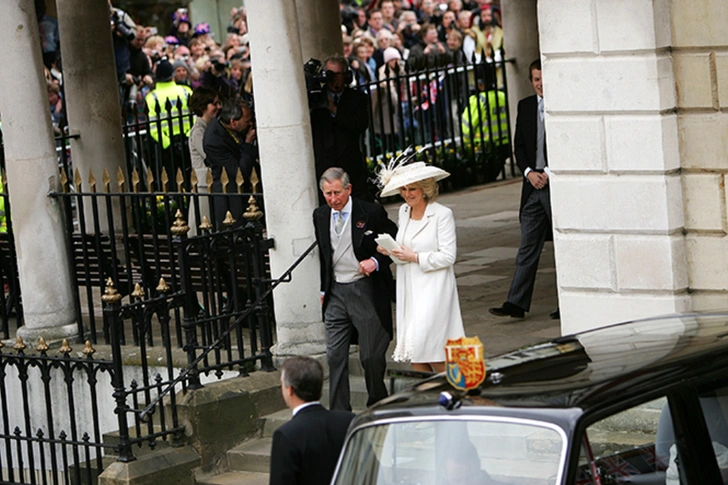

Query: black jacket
313 198 397 337
203 118 258 223
269 404 355 485
310 88 372 202
513 94 547 212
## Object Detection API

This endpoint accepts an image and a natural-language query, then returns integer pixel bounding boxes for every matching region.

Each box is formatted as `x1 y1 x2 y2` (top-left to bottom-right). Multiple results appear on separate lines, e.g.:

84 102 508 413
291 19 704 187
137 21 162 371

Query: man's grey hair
319 167 351 191
219 99 243 124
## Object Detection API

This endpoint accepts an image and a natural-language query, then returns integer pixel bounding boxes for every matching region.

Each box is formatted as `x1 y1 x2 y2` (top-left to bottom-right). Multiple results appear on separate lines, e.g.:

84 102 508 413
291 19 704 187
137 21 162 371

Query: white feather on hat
375 146 450 197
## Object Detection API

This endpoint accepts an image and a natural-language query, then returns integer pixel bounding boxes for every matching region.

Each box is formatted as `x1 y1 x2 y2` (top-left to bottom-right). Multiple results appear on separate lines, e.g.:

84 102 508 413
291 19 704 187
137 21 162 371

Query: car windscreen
333 416 566 485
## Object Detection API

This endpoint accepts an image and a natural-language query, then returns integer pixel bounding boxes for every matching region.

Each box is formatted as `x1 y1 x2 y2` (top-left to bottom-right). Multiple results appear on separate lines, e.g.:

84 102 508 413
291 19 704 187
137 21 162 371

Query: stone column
296 0 343 63
539 0 690 334
501 0 540 135
670 0 728 313
56 0 125 229
0 0 77 341
246 0 326 356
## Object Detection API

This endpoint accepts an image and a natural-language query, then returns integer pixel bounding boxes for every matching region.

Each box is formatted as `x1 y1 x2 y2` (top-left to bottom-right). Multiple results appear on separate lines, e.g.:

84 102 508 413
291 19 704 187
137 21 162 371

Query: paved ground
381 176 561 360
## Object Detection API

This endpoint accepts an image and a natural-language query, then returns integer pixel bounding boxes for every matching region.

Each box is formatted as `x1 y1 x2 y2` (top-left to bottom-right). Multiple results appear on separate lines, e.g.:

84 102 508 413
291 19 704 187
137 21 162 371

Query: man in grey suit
313 167 397 410
489 60 559 320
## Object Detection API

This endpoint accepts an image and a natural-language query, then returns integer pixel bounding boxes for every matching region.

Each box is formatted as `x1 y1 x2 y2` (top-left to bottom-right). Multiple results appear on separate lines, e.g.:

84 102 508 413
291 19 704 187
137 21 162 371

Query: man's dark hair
324 55 349 73
281 356 324 403
367 7 381 19
189 86 218 117
219 99 243 124
529 59 542 80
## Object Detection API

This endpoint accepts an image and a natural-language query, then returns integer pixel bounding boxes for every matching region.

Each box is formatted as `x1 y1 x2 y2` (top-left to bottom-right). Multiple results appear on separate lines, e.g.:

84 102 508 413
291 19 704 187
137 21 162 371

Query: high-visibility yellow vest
0 187 6 233
461 90 509 146
145 81 193 149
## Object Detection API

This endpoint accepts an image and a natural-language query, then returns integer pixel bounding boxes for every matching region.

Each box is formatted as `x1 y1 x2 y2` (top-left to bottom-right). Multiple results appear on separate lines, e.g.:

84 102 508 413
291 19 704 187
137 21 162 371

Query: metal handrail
139 239 318 420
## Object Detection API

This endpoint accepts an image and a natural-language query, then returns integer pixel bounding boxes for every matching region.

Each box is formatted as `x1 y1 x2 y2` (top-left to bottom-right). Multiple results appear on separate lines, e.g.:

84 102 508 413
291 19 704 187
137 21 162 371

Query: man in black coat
203 99 257 227
310 56 373 203
313 168 397 411
269 356 355 485
489 59 558 320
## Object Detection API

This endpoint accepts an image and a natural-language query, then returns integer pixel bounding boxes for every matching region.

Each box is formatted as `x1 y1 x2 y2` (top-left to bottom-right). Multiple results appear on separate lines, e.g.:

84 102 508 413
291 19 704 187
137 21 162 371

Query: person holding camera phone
200 52 236 100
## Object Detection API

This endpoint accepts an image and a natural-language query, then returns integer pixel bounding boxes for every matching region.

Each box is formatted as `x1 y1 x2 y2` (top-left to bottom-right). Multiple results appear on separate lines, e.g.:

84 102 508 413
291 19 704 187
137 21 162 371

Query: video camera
111 9 135 41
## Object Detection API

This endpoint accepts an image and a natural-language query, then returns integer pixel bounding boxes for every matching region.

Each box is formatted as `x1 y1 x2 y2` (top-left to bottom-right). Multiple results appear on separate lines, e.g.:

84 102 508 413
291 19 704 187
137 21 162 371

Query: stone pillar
0 0 77 341
246 0 326 356
501 0 540 137
670 0 728 312
539 0 691 333
55 0 125 199
296 0 343 63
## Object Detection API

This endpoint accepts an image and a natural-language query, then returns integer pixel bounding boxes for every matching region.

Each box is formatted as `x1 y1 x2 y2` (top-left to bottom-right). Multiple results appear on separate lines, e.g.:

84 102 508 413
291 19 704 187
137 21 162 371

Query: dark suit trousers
325 278 389 411
507 187 552 312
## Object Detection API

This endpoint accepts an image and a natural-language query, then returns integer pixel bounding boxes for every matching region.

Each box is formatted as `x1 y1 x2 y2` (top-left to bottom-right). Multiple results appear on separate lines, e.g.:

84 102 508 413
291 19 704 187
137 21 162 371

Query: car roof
359 313 728 425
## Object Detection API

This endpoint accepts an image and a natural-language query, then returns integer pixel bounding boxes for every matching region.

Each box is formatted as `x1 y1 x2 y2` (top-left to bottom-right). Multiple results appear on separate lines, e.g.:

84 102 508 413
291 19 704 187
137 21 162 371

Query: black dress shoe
549 308 560 320
489 302 525 318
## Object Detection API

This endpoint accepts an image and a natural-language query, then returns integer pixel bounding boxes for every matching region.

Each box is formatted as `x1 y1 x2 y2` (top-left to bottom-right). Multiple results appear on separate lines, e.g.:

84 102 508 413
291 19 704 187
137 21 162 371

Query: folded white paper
375 234 406 264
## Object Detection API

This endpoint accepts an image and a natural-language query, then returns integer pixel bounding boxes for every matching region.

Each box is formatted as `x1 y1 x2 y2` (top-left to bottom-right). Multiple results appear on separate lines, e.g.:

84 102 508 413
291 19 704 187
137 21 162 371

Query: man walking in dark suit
490 59 559 320
313 167 397 411
310 56 373 203
269 356 355 485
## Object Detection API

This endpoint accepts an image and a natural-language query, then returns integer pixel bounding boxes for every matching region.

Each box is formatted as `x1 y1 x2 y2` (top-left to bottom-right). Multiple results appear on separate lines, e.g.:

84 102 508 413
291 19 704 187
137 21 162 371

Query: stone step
102 426 172 460
262 408 292 438
227 437 273 474
197 471 269 485
321 375 369 410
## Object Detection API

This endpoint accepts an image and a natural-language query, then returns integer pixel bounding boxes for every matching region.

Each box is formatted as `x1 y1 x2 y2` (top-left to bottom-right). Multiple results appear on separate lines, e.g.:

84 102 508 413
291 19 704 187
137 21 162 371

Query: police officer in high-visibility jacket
145 58 193 187
461 71 509 150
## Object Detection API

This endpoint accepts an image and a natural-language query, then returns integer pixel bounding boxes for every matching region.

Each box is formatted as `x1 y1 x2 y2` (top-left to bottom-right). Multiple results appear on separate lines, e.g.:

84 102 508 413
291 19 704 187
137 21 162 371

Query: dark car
331 313 728 484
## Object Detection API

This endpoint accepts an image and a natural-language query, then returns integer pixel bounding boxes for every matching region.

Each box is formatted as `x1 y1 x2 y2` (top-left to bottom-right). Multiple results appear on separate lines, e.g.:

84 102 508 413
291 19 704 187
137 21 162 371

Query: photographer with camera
309 55 372 204
108 0 137 106
200 52 236 101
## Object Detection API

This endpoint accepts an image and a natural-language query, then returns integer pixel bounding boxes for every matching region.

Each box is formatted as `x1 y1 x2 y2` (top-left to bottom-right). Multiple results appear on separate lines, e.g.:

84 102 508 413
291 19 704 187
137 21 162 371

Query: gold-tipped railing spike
222 211 236 227
235 168 244 194
89 169 97 193
101 277 122 303
60 168 69 193
170 209 190 235
160 167 169 192
206 168 213 189
36 337 49 352
58 339 72 355
250 167 260 194
131 168 140 193
190 170 198 193
243 195 263 221
102 168 111 193
146 167 155 192
199 215 212 231
156 277 170 293
82 340 96 356
131 283 145 299
74 168 83 192
13 336 26 351
0 339 3 349
117 166 126 192
220 170 229 194
176 168 185 192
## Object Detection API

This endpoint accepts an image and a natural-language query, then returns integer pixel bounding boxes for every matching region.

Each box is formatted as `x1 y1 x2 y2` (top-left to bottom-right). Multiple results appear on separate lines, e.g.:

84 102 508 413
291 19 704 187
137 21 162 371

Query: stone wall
670 0 728 312
537 0 728 333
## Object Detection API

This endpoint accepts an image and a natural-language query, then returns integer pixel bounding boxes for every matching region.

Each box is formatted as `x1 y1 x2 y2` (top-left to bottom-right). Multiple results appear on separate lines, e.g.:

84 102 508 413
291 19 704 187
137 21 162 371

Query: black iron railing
358 52 513 191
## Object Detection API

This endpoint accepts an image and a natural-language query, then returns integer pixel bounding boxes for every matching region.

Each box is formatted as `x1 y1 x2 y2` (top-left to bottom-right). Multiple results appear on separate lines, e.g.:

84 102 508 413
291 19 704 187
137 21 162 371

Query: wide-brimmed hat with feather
375 146 450 197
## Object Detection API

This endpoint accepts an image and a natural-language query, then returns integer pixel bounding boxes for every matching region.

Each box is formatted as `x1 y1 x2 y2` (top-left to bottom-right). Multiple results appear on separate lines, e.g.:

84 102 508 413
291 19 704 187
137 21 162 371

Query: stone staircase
196 376 371 485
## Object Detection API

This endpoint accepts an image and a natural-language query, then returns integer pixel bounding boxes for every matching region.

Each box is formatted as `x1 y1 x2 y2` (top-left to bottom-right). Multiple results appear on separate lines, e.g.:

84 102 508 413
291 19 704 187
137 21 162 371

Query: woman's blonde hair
413 177 439 202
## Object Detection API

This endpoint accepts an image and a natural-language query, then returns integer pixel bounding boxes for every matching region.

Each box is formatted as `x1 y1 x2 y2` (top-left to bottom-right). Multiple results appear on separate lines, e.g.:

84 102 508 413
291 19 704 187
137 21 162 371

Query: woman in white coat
377 160 465 373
